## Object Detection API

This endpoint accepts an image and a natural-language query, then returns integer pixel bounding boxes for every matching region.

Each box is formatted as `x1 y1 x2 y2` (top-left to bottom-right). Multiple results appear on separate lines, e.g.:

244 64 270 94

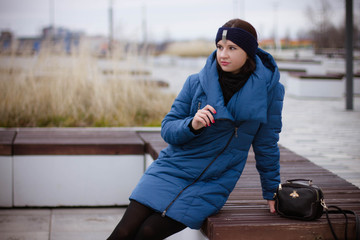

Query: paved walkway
279 95 360 188
0 95 359 240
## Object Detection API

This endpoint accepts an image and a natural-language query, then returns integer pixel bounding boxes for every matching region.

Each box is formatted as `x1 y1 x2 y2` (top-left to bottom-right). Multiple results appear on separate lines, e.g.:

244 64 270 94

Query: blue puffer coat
130 48 284 229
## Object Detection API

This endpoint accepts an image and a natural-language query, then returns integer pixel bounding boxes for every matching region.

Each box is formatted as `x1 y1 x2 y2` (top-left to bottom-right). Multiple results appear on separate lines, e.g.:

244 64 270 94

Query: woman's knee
134 215 186 240
107 227 133 240
135 224 157 239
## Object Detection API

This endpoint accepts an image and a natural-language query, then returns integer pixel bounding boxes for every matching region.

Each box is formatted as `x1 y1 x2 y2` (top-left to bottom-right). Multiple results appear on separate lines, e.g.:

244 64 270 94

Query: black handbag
274 179 360 240
274 179 325 221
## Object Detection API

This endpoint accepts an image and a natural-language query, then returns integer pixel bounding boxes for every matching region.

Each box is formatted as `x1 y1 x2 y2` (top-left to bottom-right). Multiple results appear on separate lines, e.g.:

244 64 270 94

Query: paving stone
51 231 110 240
50 208 125 240
0 209 51 240
279 95 360 188
0 209 51 232
0 232 49 240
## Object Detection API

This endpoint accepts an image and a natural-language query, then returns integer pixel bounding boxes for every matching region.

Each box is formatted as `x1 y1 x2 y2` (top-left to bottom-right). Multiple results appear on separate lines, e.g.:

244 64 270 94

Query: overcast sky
0 0 354 42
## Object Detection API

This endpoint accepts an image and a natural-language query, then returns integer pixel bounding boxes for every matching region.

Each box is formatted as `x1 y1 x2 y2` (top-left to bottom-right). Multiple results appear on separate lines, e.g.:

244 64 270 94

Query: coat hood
198 48 280 124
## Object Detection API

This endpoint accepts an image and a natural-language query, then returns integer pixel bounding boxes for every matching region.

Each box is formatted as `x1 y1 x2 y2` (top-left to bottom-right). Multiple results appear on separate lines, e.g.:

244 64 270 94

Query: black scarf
217 64 251 105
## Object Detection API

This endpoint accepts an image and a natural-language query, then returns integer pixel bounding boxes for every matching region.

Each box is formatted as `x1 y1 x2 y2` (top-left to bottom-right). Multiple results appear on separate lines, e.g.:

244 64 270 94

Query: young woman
107 18 284 240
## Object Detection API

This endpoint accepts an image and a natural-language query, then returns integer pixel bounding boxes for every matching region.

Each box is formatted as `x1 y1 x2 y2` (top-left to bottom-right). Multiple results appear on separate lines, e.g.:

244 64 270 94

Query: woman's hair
222 19 258 41
222 19 257 73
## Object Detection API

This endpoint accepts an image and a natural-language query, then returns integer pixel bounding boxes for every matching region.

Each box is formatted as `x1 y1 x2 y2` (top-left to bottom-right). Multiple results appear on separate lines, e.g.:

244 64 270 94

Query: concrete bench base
0 156 12 206
13 155 143 207
287 74 345 98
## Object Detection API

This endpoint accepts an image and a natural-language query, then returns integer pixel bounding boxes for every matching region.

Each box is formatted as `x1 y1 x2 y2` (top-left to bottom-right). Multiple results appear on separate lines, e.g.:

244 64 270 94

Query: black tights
107 200 186 240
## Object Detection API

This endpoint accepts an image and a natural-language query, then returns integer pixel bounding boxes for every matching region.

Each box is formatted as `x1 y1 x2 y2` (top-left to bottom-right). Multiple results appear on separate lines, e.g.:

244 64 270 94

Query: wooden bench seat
138 131 166 159
139 131 360 240
12 128 144 155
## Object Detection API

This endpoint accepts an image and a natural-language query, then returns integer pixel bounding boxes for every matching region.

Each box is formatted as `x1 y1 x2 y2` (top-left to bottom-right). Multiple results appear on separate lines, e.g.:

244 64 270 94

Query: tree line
302 0 359 50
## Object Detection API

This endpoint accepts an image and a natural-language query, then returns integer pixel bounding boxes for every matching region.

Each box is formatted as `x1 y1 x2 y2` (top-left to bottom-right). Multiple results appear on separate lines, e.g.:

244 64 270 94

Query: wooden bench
138 131 360 240
0 128 147 207
1 129 359 239
12 128 144 155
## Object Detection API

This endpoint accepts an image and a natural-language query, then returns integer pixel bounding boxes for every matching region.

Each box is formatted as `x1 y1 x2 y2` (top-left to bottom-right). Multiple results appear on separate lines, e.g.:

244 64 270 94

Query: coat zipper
161 126 238 217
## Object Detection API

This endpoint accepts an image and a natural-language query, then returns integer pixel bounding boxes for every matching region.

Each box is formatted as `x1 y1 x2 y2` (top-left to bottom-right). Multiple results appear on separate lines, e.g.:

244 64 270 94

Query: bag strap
324 205 360 240
286 179 313 185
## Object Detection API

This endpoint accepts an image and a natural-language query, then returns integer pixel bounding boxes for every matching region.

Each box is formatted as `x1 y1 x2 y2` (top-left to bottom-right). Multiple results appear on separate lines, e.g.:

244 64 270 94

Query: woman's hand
267 200 276 213
191 105 216 130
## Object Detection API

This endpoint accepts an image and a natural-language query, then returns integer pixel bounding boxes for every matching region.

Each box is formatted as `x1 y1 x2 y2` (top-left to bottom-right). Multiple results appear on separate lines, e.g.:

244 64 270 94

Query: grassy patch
0 42 175 127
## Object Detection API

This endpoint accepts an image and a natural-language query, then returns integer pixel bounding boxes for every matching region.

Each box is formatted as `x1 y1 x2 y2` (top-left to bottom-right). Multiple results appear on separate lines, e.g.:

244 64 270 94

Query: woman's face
216 40 247 74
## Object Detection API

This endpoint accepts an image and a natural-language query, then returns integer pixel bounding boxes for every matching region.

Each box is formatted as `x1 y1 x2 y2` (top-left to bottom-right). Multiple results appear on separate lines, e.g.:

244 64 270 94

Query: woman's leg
134 212 187 240
107 200 154 240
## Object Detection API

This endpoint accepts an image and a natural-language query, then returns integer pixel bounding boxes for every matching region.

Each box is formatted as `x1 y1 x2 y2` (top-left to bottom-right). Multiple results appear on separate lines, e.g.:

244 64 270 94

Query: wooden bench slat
13 129 145 155
0 130 16 155
138 132 167 159
206 224 358 240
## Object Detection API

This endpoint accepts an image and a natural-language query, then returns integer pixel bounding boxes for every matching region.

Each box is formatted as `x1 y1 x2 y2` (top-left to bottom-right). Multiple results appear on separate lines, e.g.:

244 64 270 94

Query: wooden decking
139 132 360 240
1 129 359 239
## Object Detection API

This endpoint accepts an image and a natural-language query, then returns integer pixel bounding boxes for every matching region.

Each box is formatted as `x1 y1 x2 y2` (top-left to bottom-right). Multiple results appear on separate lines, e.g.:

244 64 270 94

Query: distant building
0 31 13 54
259 38 313 49
16 37 42 55
41 26 84 54
1 26 85 55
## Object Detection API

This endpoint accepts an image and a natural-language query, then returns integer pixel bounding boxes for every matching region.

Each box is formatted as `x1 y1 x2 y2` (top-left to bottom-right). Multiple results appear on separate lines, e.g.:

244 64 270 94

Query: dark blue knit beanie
215 27 258 60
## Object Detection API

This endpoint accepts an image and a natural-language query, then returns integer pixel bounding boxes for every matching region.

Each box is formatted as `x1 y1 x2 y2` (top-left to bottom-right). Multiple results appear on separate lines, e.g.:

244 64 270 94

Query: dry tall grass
163 40 215 57
0 40 175 127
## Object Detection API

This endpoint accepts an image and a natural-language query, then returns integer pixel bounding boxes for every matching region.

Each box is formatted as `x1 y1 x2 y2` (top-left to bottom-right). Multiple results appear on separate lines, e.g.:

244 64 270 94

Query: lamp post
345 0 353 110
49 0 55 38
109 0 114 55
232 0 245 19
273 1 281 54
50 0 55 27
